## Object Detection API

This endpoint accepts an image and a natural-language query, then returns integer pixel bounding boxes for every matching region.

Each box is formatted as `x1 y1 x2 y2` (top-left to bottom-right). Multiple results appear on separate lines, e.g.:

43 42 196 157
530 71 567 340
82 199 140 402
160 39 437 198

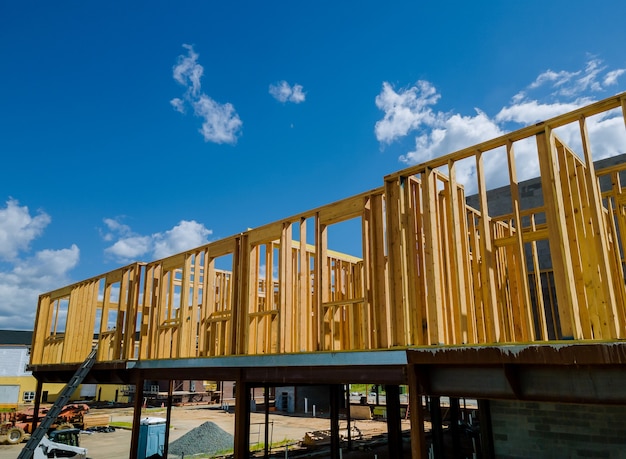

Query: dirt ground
0 404 412 459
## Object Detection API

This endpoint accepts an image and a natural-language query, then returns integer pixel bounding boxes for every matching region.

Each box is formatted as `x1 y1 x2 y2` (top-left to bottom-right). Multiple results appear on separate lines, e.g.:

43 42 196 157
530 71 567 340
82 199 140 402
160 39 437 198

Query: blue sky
1 1 625 329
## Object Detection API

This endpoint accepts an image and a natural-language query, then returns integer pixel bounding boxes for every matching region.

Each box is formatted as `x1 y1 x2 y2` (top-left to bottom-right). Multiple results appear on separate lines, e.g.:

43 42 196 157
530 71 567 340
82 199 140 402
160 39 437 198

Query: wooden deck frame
30 93 626 365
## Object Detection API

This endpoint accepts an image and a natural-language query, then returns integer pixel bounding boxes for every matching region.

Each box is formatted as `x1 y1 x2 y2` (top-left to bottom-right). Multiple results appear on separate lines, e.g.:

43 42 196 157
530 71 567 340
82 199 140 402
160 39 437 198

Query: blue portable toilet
137 417 166 459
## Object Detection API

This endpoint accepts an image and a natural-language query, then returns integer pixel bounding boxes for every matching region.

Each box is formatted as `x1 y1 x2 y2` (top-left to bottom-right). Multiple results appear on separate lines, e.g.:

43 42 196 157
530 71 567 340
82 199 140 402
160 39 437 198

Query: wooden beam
232 236 246 354
247 244 259 354
365 194 390 348
467 209 486 342
423 168 446 344
280 222 294 352
557 144 592 338
384 178 408 346
579 117 621 338
298 218 309 352
475 150 500 343
31 295 50 365
622 95 626 131
536 129 582 339
318 195 364 225
506 141 534 341
404 177 422 346
123 266 141 360
448 160 470 344
314 214 327 351
247 221 283 245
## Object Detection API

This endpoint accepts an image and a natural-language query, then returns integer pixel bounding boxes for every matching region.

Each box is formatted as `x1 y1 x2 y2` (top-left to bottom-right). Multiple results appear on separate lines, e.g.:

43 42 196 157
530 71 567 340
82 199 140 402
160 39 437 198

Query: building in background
0 330 118 407
0 331 37 408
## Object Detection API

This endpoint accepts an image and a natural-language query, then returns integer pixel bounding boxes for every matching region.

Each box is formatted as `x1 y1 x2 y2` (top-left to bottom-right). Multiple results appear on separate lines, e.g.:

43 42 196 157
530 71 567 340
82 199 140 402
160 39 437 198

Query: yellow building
0 330 126 408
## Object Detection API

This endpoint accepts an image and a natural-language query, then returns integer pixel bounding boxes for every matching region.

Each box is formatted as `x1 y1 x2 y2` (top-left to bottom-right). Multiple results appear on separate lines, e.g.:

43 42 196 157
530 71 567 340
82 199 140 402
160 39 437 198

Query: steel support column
430 396 444 458
449 397 461 457
408 365 427 459
31 379 43 433
330 384 341 459
478 399 495 459
385 384 403 457
234 378 251 459
129 373 144 459
264 384 270 458
345 384 352 450
163 379 174 459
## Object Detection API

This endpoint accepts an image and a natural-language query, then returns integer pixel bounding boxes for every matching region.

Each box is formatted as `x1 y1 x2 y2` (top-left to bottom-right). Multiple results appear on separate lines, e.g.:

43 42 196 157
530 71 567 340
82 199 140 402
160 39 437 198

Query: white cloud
0 199 79 330
172 43 203 97
103 217 131 235
494 100 586 125
400 110 503 165
0 199 51 261
377 57 626 189
269 81 306 103
0 246 80 330
528 69 578 91
170 97 185 114
102 218 213 263
153 220 213 259
374 80 440 144
11 245 80 283
514 58 624 107
604 69 626 86
171 44 242 144
100 217 132 242
193 95 243 144
104 235 152 261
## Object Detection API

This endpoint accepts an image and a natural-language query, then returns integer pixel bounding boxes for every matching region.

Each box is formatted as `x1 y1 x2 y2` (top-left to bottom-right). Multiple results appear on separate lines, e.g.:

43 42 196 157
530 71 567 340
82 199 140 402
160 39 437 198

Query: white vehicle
33 428 87 459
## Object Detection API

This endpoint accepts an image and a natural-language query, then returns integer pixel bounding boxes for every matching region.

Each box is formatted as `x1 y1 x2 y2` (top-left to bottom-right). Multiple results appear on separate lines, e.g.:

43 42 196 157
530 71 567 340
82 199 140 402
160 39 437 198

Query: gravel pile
168 421 234 457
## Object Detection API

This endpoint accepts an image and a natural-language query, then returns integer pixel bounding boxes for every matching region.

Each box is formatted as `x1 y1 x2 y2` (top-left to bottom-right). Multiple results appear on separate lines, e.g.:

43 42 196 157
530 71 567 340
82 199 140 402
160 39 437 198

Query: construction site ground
0 404 414 458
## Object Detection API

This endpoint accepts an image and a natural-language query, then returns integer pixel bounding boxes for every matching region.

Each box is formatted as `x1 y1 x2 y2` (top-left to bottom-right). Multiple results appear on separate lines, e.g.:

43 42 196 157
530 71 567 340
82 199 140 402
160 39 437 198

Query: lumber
28 92 626 364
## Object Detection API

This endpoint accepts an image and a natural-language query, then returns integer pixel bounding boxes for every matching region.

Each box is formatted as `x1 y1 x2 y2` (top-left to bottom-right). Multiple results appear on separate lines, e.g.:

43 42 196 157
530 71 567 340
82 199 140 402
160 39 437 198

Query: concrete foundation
491 400 626 458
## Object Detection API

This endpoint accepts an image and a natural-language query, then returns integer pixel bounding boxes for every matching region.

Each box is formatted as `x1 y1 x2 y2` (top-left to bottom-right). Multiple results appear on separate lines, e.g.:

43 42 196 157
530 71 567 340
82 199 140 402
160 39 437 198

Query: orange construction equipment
0 403 91 445
17 404 90 432
1 410 28 445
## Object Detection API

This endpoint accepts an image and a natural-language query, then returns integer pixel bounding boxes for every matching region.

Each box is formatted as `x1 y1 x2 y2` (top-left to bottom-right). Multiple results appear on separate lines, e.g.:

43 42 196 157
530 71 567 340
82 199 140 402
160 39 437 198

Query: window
23 391 35 402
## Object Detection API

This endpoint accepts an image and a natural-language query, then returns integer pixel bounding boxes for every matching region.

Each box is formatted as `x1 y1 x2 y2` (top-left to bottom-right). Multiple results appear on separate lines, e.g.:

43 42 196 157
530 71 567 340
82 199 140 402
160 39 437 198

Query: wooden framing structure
26 93 626 458
31 93 626 365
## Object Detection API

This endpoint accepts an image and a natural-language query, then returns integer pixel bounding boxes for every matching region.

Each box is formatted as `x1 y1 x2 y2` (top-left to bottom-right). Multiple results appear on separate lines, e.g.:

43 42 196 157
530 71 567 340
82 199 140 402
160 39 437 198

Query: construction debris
303 426 362 447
